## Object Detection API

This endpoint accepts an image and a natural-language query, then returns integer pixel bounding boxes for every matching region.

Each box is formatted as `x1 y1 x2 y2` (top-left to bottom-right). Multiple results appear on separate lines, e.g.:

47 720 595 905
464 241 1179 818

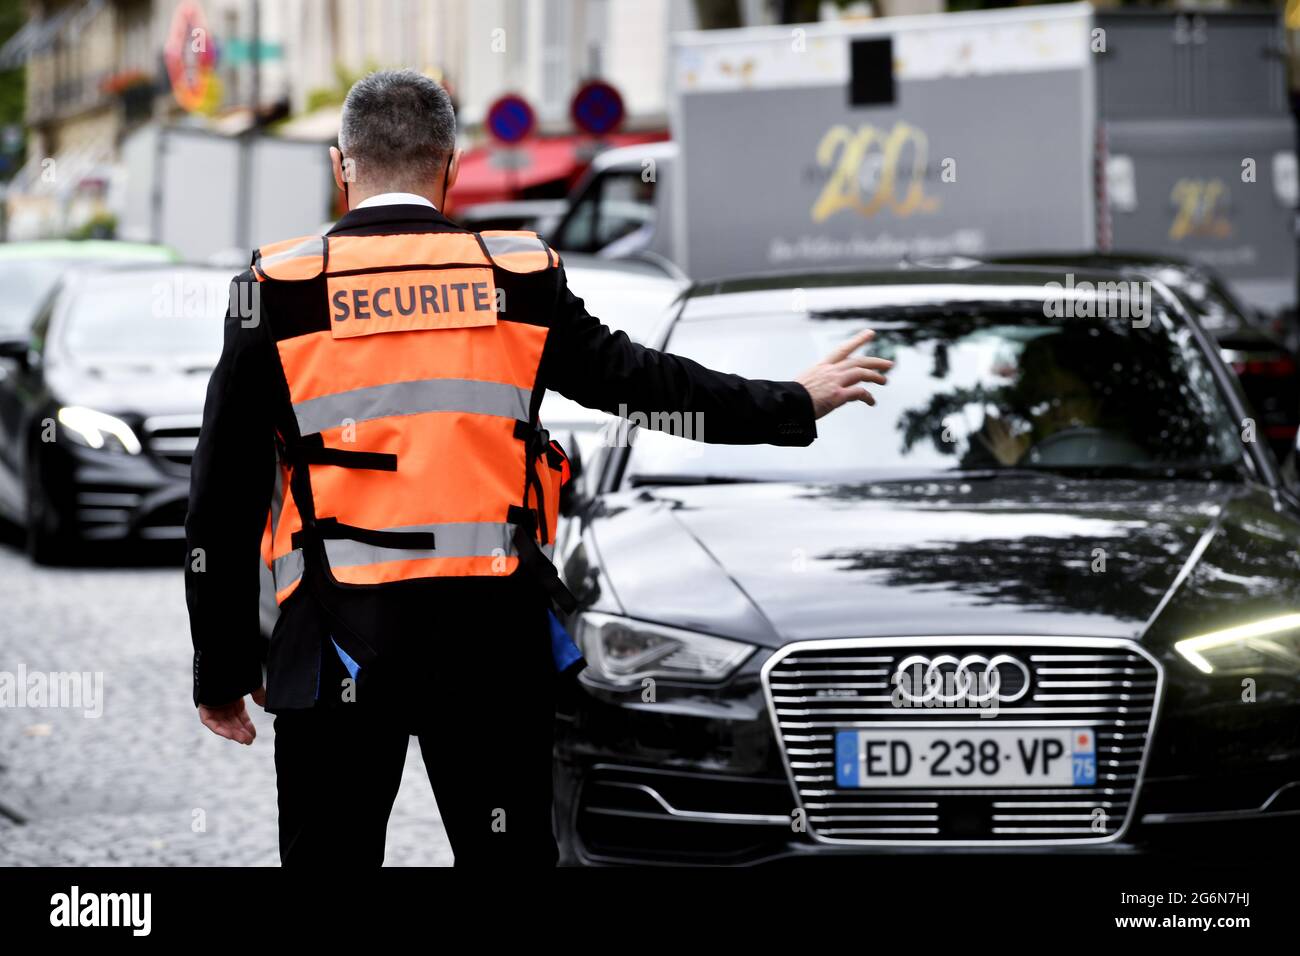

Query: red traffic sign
570 80 624 136
486 94 535 144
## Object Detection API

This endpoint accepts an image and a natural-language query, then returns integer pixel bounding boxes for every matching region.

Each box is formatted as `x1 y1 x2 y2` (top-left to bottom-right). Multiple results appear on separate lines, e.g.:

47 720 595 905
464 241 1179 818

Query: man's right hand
198 686 266 745
796 329 893 419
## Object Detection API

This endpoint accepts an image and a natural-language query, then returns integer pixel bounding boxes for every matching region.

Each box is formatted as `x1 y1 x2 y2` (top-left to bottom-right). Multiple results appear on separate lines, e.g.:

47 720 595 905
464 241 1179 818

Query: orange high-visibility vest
251 229 573 609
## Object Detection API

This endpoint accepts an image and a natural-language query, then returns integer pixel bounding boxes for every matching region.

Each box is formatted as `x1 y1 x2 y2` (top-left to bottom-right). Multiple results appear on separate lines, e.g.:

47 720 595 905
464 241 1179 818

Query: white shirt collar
354 192 437 210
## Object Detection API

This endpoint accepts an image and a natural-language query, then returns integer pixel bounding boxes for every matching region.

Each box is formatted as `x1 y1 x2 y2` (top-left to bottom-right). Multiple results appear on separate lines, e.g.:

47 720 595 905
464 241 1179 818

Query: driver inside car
966 330 1111 468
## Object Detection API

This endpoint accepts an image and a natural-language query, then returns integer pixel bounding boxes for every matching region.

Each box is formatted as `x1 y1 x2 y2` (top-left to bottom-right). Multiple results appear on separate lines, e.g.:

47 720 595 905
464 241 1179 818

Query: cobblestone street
0 539 451 866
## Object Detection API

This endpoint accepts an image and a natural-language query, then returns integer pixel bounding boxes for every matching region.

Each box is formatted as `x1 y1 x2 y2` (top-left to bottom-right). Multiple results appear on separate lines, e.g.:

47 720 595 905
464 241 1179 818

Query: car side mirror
1270 429 1299 475
1285 432 1300 490
560 431 586 517
565 431 584 483
1269 376 1300 470
0 337 29 368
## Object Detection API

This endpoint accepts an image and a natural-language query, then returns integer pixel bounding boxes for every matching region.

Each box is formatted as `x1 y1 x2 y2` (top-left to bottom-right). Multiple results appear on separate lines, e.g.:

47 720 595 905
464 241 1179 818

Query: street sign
224 38 285 64
164 0 217 113
486 94 536 145
571 80 624 136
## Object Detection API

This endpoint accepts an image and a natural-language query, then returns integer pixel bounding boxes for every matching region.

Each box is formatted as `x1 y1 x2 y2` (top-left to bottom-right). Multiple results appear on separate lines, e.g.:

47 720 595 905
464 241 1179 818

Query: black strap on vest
507 505 577 614
514 419 552 545
293 516 435 551
292 445 398 471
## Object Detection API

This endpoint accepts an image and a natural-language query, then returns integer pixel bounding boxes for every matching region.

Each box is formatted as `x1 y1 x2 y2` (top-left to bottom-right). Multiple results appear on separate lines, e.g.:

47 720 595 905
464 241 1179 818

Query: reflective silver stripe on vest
272 548 304 594
482 233 547 258
293 378 532 437
260 236 324 268
324 521 516 570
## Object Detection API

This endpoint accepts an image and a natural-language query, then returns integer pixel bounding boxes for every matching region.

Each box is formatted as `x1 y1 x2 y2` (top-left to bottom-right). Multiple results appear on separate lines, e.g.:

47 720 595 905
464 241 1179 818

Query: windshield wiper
874 463 1241 483
944 468 1079 481
627 473 757 487
868 468 1080 484
1014 462 1244 481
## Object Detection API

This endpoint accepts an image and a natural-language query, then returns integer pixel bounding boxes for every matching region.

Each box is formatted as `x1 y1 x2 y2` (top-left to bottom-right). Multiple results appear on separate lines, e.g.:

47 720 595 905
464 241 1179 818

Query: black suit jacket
185 204 816 710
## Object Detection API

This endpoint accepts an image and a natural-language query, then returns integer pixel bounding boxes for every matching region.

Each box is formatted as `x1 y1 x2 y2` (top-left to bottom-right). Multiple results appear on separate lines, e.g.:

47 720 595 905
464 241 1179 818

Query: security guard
185 69 892 867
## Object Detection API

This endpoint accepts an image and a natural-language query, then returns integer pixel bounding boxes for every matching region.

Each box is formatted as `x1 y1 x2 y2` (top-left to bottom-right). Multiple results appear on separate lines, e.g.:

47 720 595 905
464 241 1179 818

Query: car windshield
623 295 1247 485
56 273 229 360
0 259 88 338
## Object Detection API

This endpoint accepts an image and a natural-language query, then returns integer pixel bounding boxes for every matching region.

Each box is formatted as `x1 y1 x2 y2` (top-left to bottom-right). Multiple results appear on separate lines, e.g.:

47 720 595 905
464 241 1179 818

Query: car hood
46 357 214 418
585 478 1297 650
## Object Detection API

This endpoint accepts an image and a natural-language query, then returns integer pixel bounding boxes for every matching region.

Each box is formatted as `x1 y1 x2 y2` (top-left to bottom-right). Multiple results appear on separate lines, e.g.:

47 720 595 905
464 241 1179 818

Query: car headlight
57 406 142 455
1175 613 1300 676
574 612 754 686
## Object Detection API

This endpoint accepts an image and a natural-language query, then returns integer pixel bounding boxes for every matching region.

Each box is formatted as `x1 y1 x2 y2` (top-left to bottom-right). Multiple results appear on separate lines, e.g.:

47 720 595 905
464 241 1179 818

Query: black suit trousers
272 592 559 868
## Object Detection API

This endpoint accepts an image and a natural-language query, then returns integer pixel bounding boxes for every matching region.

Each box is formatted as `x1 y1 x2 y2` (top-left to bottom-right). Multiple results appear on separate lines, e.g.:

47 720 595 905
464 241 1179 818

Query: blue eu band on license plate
835 727 1097 788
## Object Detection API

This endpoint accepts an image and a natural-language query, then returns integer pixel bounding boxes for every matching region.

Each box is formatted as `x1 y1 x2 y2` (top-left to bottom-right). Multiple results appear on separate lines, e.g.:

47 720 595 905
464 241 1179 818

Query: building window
540 0 571 119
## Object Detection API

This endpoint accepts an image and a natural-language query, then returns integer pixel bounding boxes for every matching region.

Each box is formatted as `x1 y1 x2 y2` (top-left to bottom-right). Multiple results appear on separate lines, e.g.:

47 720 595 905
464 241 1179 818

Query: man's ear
330 146 347 192
446 148 461 192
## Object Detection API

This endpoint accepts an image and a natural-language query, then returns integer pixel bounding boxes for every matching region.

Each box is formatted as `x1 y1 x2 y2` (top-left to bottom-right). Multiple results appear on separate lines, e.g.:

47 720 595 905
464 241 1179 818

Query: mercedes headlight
1176 613 1300 676
574 612 754 686
57 406 142 455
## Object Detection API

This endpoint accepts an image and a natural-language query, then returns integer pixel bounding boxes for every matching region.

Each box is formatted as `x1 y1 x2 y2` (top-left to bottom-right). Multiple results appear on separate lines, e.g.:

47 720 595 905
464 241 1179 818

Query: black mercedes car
0 264 229 562
553 266 1300 864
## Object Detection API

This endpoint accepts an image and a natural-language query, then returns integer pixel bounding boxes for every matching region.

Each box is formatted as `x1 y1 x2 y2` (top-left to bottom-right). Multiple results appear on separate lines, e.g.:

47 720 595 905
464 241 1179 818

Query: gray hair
338 69 456 189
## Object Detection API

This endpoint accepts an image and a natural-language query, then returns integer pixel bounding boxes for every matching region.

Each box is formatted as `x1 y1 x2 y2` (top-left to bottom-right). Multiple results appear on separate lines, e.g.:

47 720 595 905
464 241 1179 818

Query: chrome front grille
761 637 1162 846
142 415 202 471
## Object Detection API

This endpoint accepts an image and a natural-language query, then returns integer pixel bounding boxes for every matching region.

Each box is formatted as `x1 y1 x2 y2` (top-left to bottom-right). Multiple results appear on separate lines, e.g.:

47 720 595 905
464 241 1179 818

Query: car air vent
762 637 1162 846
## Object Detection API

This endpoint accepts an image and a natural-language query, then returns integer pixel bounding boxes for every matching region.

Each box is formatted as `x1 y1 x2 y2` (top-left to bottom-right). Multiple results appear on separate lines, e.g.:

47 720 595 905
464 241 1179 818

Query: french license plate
835 728 1096 788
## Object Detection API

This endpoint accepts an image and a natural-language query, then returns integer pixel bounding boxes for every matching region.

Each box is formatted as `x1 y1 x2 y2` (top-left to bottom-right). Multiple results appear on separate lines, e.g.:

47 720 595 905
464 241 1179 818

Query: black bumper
40 438 190 542
554 667 1300 866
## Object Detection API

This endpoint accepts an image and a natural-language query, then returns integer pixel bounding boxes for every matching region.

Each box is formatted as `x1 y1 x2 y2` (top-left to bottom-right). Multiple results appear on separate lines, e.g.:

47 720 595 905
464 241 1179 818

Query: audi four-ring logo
892 654 1031 704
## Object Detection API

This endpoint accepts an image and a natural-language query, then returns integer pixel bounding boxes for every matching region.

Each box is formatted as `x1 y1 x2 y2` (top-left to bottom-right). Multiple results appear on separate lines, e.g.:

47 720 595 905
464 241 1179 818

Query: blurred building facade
0 0 708 237
278 0 693 135
7 0 1290 239
1 0 156 236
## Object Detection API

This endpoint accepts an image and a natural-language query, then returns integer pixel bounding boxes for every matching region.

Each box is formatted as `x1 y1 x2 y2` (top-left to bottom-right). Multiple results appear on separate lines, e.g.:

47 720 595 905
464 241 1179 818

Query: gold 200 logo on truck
811 122 942 223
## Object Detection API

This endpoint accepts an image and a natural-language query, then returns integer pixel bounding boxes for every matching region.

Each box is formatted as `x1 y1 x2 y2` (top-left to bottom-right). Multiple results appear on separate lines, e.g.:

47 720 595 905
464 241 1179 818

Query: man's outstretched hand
796 328 893 419
198 686 266 745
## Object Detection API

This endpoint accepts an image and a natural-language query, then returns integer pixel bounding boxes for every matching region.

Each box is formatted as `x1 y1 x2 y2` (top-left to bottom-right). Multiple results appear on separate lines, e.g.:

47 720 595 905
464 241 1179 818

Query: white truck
117 125 335 263
549 4 1296 324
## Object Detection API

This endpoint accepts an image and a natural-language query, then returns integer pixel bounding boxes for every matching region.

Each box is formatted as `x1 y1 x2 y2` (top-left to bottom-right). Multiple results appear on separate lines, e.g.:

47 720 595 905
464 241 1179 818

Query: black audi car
0 264 229 562
553 266 1300 864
